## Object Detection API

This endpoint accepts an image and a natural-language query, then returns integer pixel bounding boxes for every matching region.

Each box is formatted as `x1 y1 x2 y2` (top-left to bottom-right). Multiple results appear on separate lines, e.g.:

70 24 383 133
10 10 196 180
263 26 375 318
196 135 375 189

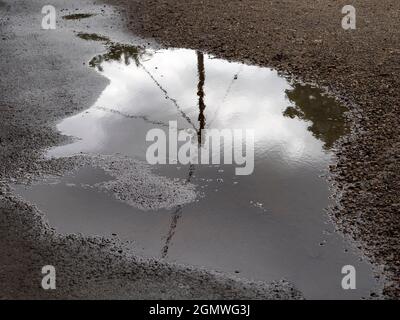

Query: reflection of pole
197 51 206 144
161 206 182 258
161 164 195 259
161 52 206 259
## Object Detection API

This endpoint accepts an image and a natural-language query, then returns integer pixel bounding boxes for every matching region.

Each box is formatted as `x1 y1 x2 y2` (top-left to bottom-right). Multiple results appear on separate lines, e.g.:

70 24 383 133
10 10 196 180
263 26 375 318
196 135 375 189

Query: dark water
62 13 96 20
14 41 380 299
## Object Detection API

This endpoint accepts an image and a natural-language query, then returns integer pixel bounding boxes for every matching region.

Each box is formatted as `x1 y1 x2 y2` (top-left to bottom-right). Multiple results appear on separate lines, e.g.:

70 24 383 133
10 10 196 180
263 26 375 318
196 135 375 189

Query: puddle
76 32 110 42
14 39 380 299
62 13 96 20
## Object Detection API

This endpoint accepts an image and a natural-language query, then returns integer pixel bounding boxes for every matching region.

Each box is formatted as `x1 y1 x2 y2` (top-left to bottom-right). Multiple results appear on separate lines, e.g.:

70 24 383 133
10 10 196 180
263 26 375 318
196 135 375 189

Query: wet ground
2 0 305 300
107 0 400 298
2 0 398 299
13 38 381 299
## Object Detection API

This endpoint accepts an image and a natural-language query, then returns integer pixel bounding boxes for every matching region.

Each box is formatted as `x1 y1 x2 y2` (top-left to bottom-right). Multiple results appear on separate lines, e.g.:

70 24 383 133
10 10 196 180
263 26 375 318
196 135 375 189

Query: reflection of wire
95 106 191 132
207 65 243 128
95 106 166 126
139 62 197 131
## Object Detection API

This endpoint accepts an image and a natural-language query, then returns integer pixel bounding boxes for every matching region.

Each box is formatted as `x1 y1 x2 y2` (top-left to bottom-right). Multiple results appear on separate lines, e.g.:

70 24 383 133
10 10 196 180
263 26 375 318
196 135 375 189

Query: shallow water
62 13 96 20
14 41 380 299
